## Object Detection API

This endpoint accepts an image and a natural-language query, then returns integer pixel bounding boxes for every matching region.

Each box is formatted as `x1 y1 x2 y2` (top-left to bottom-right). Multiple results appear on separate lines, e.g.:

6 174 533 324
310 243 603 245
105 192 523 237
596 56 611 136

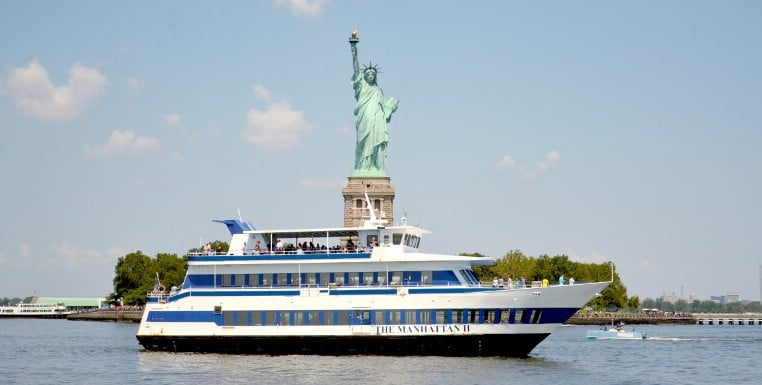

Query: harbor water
1 319 760 385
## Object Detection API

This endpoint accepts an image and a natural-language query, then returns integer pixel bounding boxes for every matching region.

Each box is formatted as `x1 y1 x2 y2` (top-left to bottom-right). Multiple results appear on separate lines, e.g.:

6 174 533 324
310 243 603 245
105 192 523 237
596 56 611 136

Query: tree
109 250 188 306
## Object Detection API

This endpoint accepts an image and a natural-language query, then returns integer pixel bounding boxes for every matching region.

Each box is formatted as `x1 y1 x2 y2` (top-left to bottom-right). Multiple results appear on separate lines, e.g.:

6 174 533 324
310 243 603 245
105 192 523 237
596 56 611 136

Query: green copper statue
349 31 399 177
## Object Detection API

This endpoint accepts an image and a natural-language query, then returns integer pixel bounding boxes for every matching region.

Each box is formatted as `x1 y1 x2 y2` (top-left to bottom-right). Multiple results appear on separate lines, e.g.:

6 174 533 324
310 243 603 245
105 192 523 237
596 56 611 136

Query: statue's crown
363 61 381 74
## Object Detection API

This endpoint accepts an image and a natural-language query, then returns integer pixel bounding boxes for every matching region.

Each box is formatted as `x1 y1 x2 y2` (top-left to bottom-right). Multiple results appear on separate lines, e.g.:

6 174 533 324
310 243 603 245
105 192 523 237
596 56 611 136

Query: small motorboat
586 322 646 340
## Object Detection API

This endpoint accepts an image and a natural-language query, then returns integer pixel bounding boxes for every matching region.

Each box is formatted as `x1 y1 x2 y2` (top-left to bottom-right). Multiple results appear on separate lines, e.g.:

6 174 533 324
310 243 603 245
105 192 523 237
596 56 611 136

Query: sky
1 1 760 302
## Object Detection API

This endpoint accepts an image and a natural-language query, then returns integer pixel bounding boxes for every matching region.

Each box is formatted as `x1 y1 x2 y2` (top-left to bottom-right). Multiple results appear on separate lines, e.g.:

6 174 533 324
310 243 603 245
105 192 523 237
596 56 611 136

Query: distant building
724 292 740 304
661 294 680 304
709 293 741 304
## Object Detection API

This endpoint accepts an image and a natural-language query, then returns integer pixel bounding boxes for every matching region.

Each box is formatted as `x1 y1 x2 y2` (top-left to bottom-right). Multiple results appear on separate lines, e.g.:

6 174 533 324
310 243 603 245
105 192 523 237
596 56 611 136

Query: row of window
185 270 463 289
218 308 543 327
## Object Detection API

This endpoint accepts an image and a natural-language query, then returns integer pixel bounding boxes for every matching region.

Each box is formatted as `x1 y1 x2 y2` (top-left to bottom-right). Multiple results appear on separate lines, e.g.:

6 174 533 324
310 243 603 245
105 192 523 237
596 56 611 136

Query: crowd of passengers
246 239 374 255
199 239 377 255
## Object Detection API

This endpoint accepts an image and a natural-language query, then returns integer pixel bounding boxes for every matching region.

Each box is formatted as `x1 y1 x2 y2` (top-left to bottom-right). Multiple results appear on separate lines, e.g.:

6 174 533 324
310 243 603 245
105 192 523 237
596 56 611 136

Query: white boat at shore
137 199 611 356
0 302 73 319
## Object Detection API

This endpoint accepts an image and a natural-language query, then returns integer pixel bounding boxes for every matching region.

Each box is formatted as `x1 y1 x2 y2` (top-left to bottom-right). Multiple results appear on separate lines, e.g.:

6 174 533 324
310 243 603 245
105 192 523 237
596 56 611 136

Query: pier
693 313 762 325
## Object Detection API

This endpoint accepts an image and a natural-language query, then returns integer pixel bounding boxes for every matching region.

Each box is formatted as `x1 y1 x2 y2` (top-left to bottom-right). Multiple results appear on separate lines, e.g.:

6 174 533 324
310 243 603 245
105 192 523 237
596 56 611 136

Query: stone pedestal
342 177 395 228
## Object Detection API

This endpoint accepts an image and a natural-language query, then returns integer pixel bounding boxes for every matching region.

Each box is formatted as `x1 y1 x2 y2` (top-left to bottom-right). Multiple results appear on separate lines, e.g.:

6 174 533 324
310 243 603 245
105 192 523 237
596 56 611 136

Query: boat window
514 309 525 323
389 310 402 324
366 235 378 247
391 272 402 285
376 272 387 285
221 274 232 287
436 310 447 324
307 310 320 325
277 273 288 287
319 273 330 286
392 233 403 245
421 271 432 285
531 309 542 324
348 272 360 286
278 311 291 326
383 234 390 245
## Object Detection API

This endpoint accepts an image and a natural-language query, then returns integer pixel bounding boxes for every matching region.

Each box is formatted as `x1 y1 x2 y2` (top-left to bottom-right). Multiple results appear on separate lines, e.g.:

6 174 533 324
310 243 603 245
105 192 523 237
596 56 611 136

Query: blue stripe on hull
145 307 579 324
136 333 550 357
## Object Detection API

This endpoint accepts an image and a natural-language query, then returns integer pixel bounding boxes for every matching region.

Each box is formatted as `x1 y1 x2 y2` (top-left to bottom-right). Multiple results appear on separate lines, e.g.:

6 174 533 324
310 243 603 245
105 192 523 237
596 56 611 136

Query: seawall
67 309 143 323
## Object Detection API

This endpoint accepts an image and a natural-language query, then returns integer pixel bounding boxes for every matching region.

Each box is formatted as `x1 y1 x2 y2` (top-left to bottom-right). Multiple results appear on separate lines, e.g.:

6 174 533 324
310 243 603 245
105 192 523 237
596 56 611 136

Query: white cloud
126 77 145 91
84 129 162 158
273 0 330 17
243 99 314 150
253 84 272 102
301 177 342 190
163 113 183 128
537 150 560 173
496 155 515 169
4 60 108 121
49 242 109 267
497 150 560 180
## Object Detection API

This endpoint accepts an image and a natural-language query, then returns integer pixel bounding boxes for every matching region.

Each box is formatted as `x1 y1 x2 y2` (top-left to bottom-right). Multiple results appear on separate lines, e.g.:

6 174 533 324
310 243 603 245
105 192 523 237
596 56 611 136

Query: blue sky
1 1 760 302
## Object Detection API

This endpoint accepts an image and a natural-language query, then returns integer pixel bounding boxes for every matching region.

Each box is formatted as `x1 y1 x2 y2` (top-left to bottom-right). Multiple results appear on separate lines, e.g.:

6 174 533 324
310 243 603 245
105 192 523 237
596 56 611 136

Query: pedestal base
342 177 395 228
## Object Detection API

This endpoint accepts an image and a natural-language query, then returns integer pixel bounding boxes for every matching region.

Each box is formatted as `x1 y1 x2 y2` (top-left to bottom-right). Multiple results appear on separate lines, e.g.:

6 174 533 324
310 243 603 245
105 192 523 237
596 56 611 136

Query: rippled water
1 319 760 385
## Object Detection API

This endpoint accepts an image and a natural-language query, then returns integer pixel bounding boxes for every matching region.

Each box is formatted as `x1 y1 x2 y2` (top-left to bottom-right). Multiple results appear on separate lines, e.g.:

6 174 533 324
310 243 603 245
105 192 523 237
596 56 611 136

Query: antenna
237 207 243 222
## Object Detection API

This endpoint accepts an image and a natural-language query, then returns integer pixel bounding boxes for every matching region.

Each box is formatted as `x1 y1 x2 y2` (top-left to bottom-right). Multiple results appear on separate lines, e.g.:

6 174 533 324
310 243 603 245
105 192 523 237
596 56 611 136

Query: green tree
109 250 188 306
111 251 153 305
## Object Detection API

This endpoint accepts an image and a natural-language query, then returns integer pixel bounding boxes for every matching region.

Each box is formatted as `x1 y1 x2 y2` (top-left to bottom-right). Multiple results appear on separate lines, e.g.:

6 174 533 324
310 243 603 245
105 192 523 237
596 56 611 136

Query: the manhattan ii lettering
375 324 471 335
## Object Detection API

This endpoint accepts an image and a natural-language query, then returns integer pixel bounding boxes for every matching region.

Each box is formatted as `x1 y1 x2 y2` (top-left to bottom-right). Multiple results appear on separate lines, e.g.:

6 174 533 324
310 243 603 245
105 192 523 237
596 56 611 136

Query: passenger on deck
254 241 261 254
276 239 284 253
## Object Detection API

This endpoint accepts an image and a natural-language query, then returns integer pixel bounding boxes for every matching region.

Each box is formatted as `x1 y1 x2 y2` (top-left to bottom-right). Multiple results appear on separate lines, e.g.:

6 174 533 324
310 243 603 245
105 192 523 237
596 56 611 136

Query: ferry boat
0 302 72 318
136 202 611 356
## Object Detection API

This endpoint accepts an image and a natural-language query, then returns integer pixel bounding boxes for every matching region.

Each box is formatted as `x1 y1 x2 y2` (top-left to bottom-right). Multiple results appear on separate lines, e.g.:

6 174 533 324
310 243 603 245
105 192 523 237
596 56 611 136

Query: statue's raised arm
348 31 399 177
350 30 360 78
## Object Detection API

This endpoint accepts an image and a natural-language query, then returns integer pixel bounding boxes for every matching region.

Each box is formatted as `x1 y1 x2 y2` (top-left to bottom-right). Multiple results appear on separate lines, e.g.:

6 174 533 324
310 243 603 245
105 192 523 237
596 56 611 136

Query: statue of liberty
349 31 399 177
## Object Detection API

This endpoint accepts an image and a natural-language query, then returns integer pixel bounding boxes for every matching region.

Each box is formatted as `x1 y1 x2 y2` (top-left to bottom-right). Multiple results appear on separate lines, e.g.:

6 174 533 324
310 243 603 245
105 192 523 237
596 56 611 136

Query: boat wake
645 337 709 342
